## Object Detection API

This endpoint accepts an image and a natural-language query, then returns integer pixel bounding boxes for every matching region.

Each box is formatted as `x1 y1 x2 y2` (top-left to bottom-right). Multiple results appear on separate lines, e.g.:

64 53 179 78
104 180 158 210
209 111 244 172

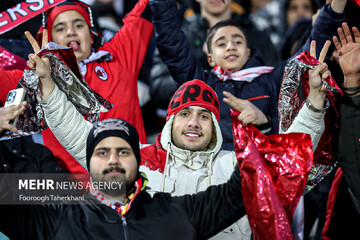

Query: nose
226 41 236 51
107 151 120 165
187 115 200 129
66 26 77 36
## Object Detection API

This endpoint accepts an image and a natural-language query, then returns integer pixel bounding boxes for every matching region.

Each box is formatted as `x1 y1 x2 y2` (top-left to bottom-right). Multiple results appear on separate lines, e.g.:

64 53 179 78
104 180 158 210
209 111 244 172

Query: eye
235 40 242 45
180 112 190 117
118 150 129 157
97 150 108 157
217 43 226 47
75 23 84 29
55 27 65 32
200 114 210 119
289 5 298 11
303 5 312 10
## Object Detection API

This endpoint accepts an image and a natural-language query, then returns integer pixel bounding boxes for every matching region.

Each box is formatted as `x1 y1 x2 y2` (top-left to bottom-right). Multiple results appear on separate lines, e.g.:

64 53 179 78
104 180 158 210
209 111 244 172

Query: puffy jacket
150 0 345 150
0 0 153 173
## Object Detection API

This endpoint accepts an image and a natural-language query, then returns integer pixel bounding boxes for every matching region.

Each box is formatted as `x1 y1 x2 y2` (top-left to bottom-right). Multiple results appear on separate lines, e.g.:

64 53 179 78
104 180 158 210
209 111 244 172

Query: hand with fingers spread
333 23 360 88
223 91 268 126
24 30 55 100
0 102 27 133
307 40 332 112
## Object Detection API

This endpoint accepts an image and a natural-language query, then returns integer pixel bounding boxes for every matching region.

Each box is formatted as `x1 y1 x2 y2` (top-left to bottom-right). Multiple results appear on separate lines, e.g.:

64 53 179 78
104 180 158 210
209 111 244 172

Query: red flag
231 110 313 240
0 45 26 70
0 0 65 35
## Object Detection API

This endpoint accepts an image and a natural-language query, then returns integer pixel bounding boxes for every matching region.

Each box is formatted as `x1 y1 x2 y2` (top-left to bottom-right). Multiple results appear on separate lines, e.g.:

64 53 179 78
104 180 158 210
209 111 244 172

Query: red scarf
140 133 167 173
90 173 148 216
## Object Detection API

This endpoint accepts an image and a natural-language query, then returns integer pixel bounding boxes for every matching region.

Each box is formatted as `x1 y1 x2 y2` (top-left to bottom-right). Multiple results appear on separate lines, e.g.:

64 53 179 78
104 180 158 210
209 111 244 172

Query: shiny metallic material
231 110 313 240
23 69 39 89
0 42 112 141
278 51 341 192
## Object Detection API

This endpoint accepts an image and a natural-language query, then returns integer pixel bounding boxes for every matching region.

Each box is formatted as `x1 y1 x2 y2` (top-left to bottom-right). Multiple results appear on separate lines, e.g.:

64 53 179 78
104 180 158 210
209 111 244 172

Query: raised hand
24 30 55 100
333 22 360 87
223 91 268 126
307 40 332 111
0 102 27 133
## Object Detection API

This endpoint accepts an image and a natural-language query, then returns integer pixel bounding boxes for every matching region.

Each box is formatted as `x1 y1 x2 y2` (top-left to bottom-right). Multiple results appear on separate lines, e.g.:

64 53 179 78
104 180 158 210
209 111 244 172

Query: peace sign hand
24 30 55 100
307 40 332 112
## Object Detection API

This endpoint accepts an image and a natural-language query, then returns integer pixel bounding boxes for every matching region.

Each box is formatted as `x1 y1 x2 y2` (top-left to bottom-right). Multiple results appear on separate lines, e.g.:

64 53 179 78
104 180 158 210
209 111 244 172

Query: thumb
29 54 43 66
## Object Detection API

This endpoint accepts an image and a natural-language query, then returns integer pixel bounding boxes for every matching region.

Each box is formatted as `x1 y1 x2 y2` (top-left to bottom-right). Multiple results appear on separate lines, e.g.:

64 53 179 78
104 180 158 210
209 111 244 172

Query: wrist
40 79 55 100
307 91 326 108
305 97 330 114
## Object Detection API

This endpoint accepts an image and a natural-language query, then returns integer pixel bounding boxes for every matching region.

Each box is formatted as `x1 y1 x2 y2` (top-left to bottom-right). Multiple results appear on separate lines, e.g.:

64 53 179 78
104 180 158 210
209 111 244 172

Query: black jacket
0 137 63 174
338 94 360 211
0 167 245 240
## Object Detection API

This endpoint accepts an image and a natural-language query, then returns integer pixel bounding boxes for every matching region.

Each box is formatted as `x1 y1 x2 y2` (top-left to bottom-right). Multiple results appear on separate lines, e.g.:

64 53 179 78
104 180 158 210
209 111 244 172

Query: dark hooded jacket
150 0 346 150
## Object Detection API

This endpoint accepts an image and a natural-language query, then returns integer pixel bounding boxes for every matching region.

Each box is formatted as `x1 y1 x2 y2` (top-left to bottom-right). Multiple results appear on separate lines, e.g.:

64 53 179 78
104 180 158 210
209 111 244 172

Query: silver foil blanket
278 51 342 193
0 43 112 141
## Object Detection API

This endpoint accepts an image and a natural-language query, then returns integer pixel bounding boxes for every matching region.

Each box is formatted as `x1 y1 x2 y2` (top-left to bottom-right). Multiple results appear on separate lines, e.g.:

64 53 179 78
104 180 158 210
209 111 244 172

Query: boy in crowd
149 0 346 150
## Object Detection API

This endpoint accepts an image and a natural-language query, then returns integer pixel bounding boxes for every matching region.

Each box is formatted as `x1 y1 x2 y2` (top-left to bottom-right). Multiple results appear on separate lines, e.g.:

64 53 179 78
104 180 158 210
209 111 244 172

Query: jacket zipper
245 95 270 101
121 216 129 240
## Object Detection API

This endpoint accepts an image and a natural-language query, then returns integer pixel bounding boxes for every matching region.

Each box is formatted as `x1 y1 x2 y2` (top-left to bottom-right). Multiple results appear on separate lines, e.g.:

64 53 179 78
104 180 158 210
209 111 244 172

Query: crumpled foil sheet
231 110 313 240
278 51 342 193
0 42 112 141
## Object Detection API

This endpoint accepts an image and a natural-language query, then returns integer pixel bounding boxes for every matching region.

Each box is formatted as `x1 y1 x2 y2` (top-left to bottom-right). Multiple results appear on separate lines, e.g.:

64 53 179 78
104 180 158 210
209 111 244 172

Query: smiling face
89 137 138 196
171 106 214 151
207 25 250 72
51 10 93 62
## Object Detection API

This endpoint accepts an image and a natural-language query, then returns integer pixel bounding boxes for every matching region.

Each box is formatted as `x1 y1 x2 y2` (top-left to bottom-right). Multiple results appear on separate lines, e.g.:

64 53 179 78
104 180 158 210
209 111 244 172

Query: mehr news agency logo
8 174 126 204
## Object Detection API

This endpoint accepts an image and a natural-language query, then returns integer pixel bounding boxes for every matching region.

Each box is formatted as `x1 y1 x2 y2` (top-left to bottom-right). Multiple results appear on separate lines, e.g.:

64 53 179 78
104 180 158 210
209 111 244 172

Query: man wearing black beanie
86 118 141 201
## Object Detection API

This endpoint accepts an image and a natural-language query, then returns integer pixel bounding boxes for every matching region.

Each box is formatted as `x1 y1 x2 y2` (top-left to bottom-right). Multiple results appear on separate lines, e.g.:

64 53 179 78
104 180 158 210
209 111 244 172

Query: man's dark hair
206 20 246 53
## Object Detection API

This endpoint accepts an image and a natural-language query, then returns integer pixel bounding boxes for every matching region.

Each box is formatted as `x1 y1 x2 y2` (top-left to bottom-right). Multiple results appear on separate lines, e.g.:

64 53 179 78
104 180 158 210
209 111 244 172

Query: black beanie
86 119 141 172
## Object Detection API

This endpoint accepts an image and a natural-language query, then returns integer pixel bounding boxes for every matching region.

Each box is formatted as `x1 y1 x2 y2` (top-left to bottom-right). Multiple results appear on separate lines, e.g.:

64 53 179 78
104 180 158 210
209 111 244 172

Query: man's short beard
92 166 127 197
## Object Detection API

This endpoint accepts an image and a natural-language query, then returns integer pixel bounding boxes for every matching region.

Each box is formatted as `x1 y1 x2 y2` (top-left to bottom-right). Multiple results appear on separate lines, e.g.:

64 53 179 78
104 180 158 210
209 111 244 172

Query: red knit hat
37 1 101 44
167 80 220 121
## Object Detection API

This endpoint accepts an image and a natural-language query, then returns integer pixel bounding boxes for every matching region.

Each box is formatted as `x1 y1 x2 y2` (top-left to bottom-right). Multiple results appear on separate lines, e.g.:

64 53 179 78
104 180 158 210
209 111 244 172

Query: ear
208 54 216 67
246 48 251 60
